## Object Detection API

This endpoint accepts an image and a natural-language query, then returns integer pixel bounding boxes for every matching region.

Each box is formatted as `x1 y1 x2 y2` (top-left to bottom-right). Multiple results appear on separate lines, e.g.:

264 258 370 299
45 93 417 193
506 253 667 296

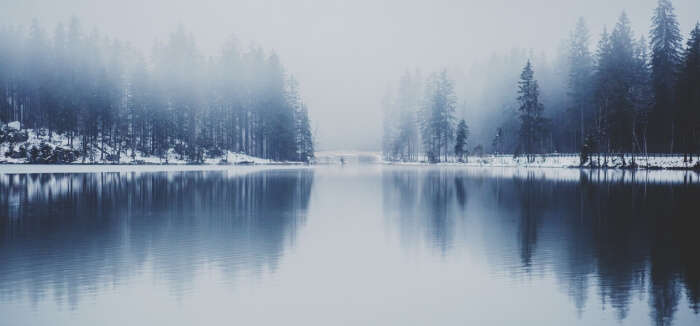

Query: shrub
29 145 40 163
473 145 484 157
0 126 28 143
4 143 15 157
207 147 224 158
39 143 53 163
50 146 80 163
16 145 27 159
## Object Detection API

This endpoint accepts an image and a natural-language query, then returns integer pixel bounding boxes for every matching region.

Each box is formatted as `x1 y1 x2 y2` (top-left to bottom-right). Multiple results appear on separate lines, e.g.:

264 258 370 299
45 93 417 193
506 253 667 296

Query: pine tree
631 36 654 156
25 19 50 130
567 17 593 150
593 27 613 160
264 53 296 161
516 60 546 160
0 20 312 164
492 127 504 154
608 12 637 154
127 54 151 157
296 102 314 162
675 23 700 160
454 119 469 162
650 0 683 152
395 72 420 161
288 76 314 162
49 22 68 141
420 70 456 163
381 71 423 162
381 88 398 161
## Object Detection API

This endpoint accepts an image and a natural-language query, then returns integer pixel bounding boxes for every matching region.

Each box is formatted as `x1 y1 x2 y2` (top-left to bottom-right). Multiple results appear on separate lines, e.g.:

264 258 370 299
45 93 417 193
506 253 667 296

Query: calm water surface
0 166 699 325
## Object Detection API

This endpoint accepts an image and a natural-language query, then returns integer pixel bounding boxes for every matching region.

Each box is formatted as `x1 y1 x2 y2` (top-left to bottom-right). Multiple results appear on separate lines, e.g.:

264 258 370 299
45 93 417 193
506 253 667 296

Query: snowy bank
385 154 700 170
0 123 286 166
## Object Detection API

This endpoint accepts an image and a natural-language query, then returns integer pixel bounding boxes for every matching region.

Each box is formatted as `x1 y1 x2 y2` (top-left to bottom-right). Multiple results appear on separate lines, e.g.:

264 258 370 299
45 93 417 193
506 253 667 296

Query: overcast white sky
2 0 699 150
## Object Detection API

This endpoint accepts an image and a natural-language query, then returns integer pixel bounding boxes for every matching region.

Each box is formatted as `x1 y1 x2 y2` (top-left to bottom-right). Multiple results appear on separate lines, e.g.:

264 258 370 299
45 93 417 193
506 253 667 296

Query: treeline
0 18 314 163
383 0 700 163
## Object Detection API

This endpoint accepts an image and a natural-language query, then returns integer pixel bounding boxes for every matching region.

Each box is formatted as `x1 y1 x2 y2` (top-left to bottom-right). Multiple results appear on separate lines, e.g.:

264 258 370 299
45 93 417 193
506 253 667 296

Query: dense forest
383 0 700 163
0 18 314 163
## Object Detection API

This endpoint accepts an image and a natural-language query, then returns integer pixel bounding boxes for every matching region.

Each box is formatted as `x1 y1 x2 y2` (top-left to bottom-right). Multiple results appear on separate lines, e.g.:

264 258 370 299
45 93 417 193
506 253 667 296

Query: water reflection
0 169 314 308
1 166 698 325
383 167 700 325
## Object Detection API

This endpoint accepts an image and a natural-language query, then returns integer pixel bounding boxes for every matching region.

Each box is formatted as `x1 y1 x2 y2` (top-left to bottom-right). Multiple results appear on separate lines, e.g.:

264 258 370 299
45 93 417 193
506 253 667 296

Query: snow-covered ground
385 154 700 170
3 122 698 171
0 123 279 166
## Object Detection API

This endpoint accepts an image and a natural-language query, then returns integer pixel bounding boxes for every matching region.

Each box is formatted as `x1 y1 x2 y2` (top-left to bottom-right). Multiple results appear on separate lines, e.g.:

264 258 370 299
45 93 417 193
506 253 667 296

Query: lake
0 165 699 325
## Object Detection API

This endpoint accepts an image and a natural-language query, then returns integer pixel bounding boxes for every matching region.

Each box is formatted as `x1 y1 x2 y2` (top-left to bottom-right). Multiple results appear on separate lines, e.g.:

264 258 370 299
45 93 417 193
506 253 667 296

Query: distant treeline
383 0 699 163
0 18 314 163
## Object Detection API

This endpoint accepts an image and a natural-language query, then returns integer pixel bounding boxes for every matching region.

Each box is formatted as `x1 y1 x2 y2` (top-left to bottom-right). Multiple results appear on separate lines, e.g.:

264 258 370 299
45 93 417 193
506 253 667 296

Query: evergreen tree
49 22 68 140
492 127 504 154
264 53 296 161
650 0 683 152
381 71 422 162
296 102 314 162
516 60 547 160
25 19 50 130
381 88 398 161
127 54 151 157
454 119 469 162
0 20 312 163
631 36 654 156
567 17 593 151
420 70 456 162
287 76 314 162
593 27 613 159
395 72 420 161
675 23 700 160
608 12 637 154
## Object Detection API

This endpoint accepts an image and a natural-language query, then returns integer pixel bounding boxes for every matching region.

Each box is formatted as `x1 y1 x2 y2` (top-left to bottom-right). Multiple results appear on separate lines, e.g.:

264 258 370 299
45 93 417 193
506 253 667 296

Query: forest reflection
383 168 700 326
0 169 314 308
1 167 698 325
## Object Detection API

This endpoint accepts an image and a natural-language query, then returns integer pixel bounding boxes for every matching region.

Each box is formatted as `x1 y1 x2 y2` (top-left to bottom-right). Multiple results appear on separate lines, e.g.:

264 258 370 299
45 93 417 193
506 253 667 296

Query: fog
2 0 700 150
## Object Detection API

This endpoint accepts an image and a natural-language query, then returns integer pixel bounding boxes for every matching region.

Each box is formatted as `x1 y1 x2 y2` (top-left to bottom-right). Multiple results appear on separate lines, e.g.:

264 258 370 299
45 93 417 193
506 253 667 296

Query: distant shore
3 153 700 172
383 154 700 170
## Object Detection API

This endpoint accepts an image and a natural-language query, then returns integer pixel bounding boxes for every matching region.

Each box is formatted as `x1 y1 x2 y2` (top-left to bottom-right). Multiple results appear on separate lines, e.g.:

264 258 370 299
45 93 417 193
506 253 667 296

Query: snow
384 154 700 170
7 121 20 130
0 126 281 166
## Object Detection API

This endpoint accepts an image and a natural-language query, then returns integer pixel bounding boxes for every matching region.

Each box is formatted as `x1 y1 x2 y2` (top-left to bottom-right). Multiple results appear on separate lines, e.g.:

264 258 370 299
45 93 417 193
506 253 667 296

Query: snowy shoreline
1 124 302 167
383 154 700 171
1 161 698 185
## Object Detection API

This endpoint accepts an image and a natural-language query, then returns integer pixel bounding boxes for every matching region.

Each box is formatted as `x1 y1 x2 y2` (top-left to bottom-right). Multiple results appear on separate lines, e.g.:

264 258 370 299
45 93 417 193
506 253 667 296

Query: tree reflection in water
383 167 699 326
0 169 314 308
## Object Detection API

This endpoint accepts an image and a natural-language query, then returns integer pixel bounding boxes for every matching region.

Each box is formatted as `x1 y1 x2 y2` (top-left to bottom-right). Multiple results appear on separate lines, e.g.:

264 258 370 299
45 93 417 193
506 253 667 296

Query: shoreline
382 154 700 171
1 162 698 185
0 163 306 174
383 161 700 171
